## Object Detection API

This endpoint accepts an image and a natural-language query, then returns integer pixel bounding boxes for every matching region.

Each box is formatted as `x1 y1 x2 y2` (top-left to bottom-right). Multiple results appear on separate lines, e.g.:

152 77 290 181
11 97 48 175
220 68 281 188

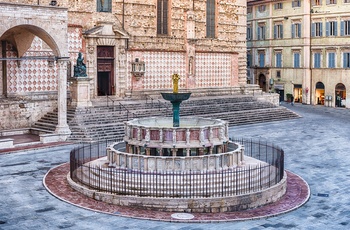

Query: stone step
33 95 300 142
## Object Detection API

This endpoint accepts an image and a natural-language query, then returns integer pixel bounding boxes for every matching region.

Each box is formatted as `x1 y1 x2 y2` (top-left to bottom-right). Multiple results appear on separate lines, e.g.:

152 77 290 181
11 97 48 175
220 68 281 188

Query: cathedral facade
0 0 247 133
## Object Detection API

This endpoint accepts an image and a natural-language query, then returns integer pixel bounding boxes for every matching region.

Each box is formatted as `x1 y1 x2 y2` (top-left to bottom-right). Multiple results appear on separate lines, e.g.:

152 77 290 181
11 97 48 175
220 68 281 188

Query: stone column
172 148 177 157
55 59 71 136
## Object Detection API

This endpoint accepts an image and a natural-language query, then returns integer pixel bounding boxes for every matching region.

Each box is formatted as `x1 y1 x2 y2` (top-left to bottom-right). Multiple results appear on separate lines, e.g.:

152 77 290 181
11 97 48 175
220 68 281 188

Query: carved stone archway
0 3 70 137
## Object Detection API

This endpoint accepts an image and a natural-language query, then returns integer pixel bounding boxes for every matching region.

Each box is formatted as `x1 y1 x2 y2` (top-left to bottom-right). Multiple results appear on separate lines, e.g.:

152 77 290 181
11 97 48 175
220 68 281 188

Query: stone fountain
68 74 287 213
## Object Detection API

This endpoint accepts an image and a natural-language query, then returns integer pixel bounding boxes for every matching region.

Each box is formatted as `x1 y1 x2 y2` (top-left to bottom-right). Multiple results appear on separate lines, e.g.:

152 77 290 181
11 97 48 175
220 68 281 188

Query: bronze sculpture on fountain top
161 74 191 127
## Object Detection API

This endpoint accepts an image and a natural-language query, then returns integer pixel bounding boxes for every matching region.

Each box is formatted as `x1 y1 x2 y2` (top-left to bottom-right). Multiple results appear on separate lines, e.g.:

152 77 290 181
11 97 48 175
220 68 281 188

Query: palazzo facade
247 0 350 107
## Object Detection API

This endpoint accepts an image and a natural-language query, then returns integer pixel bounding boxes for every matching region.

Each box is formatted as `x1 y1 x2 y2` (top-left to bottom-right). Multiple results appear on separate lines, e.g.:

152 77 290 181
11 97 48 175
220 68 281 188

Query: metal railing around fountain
70 138 284 198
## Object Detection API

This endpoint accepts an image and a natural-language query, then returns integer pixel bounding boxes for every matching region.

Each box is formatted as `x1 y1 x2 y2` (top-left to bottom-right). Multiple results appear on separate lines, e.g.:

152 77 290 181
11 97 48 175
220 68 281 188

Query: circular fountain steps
44 163 310 222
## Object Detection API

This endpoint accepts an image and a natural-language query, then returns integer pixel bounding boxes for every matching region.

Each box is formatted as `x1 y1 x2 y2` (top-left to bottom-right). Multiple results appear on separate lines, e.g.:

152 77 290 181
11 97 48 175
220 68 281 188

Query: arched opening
315 82 325 105
258 74 267 92
0 25 61 97
335 83 346 107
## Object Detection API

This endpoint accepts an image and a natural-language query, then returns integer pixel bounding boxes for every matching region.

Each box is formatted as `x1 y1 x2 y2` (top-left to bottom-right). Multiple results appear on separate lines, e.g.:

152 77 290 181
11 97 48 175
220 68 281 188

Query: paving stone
0 103 350 229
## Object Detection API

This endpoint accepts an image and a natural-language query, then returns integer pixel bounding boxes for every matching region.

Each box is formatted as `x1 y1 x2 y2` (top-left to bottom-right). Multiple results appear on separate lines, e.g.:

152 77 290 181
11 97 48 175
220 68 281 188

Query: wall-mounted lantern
269 78 274 85
131 58 145 80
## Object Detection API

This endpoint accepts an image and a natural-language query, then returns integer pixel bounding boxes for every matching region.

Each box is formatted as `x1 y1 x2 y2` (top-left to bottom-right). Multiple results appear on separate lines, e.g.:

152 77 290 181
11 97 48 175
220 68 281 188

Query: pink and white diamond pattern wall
6 27 83 94
68 26 83 65
128 51 186 90
195 53 233 88
7 39 57 94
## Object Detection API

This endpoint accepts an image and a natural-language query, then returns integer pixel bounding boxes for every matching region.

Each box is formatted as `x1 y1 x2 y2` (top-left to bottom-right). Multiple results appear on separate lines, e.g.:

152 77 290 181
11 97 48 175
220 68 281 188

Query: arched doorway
335 83 346 107
258 74 267 92
315 82 325 105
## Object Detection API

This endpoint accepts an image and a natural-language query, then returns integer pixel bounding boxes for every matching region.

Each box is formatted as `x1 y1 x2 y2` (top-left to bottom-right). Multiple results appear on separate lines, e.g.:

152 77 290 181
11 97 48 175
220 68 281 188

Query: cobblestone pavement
1 102 350 230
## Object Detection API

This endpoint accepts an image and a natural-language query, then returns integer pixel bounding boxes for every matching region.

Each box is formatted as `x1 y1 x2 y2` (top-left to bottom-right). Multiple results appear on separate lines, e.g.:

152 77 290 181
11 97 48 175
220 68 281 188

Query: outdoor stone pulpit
69 52 92 107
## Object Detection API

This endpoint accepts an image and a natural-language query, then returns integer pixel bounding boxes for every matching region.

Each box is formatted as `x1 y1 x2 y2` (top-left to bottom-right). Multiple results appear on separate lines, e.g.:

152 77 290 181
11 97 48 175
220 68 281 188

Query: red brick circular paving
43 163 310 223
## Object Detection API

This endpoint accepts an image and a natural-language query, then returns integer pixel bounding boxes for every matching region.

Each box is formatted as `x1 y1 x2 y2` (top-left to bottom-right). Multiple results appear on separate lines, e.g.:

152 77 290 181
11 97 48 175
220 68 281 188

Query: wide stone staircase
31 95 300 142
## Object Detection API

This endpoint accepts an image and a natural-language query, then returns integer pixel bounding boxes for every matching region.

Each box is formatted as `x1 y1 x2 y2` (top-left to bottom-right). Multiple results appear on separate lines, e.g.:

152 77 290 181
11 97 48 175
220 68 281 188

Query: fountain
161 73 191 127
68 74 287 213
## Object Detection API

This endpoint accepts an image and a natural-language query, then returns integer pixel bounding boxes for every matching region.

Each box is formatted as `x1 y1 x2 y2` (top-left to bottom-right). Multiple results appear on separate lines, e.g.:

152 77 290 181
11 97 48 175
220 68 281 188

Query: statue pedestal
69 77 92 107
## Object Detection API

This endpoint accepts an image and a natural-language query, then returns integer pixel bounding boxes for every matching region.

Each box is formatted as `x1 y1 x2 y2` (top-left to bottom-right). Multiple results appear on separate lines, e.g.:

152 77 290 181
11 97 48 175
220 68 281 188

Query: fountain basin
161 92 191 102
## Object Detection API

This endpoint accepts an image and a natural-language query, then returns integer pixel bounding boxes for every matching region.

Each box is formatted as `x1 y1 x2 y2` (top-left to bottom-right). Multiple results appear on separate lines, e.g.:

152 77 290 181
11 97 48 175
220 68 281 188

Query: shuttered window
343 53 350 68
292 23 301 38
328 53 336 68
276 52 282 67
294 53 300 68
314 53 321 68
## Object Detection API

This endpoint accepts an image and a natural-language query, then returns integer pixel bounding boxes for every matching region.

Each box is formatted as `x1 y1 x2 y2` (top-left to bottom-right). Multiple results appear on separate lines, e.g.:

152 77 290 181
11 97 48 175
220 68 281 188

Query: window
274 3 283 9
312 22 323 37
345 0 350 3
258 5 266 12
292 0 301 7
276 52 282 67
328 52 336 68
247 53 252 67
257 24 266 40
294 52 300 68
247 26 252 40
206 0 216 38
314 53 321 68
274 24 283 39
247 7 252 14
341 20 350 36
326 21 338 36
259 52 265 67
97 0 112 12
276 70 281 78
343 52 350 68
312 0 322 6
157 0 169 35
326 0 337 4
292 23 301 38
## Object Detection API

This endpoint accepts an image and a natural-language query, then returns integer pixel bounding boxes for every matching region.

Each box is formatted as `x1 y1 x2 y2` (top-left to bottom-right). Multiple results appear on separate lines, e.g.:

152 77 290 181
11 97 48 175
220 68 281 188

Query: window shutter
258 27 261 39
312 23 315 37
341 21 345 36
326 0 330 4
292 24 295 38
343 53 347 68
334 22 338 36
326 22 330 36
311 0 315 6
274 25 277 39
298 23 301 37
281 25 283 38
320 22 323 36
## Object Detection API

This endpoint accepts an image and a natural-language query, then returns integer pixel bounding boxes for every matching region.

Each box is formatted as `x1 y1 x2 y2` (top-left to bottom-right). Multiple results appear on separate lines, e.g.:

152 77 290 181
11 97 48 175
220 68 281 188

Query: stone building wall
0 0 248 130
64 0 247 97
